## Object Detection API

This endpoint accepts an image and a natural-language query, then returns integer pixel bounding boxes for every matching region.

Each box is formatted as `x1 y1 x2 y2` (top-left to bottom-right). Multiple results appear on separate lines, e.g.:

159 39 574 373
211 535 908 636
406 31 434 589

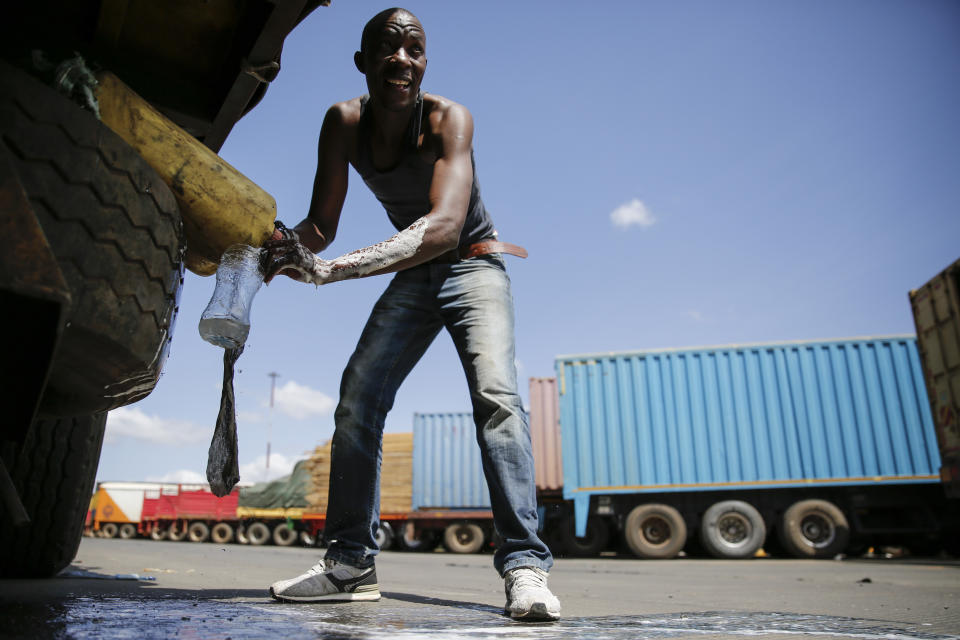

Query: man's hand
262 221 312 283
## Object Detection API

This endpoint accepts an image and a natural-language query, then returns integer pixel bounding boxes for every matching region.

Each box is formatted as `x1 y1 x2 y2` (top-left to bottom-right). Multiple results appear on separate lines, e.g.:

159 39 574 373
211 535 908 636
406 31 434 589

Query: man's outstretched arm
264 101 476 284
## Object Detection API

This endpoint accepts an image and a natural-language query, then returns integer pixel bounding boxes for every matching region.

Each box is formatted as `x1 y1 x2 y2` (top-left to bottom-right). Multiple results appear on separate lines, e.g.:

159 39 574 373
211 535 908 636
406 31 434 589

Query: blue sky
96 1 960 485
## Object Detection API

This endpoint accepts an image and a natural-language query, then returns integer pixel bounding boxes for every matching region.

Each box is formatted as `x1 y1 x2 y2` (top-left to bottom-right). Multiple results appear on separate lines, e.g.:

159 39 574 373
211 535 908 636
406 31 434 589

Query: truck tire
778 499 849 559
398 523 438 552
374 522 394 551
210 522 234 545
443 522 485 554
149 526 167 541
246 522 271 546
0 413 105 577
623 503 688 559
699 500 766 559
0 61 184 416
236 525 250 545
119 523 138 540
299 530 317 547
167 523 187 542
100 522 119 539
187 521 210 543
273 522 298 547
559 514 610 557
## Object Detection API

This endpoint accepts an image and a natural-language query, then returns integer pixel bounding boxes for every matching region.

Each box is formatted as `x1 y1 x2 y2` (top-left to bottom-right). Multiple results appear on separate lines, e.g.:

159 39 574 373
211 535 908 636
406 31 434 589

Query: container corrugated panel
910 258 960 497
529 377 563 492
413 412 490 510
176 486 239 519
557 336 940 503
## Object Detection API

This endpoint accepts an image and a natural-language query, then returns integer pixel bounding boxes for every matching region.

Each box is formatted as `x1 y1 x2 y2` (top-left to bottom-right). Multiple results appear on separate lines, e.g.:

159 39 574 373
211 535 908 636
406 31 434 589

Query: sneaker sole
507 602 560 621
270 586 381 603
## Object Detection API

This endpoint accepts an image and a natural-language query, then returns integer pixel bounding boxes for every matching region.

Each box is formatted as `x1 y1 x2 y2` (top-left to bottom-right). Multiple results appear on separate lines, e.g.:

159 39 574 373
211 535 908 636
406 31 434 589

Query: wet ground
1 538 958 639
7 599 960 640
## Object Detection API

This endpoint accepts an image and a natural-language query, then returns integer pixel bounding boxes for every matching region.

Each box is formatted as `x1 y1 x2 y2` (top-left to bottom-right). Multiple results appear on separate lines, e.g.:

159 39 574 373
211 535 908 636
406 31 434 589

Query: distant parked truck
556 335 959 559
87 472 316 548
87 482 177 540
910 257 960 499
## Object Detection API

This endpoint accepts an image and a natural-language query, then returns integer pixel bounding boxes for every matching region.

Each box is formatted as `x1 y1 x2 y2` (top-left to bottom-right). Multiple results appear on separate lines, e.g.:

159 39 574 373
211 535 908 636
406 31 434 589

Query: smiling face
355 9 427 112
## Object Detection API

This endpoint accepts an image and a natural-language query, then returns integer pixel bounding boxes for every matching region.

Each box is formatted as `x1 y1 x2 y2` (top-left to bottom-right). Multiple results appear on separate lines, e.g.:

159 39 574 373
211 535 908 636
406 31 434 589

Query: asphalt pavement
1 537 958 639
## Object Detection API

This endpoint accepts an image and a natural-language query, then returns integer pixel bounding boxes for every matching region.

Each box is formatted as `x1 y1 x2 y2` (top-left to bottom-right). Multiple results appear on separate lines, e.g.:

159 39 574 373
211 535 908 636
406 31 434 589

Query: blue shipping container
412 413 490 510
556 336 940 536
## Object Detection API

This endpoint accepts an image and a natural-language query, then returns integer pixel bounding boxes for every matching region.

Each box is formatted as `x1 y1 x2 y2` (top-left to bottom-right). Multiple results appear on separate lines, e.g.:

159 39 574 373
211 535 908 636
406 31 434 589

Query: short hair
360 8 421 55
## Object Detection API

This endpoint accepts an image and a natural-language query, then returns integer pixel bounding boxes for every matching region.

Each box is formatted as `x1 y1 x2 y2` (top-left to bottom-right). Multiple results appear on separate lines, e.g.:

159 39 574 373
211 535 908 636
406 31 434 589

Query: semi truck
88 473 316 547
0 0 327 577
556 335 959 559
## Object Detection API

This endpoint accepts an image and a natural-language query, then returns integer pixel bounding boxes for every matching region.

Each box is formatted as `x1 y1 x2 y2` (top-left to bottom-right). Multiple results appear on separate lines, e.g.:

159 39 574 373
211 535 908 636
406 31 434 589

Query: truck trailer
556 335 958 559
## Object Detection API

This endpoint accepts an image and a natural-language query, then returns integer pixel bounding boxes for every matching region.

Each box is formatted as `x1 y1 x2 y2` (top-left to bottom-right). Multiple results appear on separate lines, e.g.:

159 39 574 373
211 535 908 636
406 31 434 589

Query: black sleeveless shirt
353 94 496 246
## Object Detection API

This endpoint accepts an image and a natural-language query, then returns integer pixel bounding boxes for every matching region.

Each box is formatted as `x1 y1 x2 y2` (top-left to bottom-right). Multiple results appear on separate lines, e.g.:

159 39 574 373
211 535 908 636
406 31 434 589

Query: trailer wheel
623 504 687 559
149 527 167 541
559 515 610 557
187 522 210 543
167 523 188 542
374 522 394 551
443 522 485 554
210 523 234 545
778 499 849 558
398 523 438 552
273 522 298 547
246 522 271 546
118 523 138 540
699 500 766 559
236 525 250 545
300 531 317 547
100 522 119 539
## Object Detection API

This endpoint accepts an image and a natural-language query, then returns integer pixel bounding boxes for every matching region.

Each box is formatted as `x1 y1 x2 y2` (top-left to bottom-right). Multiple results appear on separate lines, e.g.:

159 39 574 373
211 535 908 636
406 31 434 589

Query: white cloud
105 406 208 446
271 380 335 420
237 410 264 423
146 469 206 483
610 198 656 229
240 452 300 484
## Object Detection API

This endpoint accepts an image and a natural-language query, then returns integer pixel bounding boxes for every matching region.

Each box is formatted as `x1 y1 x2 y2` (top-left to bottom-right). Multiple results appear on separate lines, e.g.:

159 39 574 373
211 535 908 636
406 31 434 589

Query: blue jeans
322 254 553 576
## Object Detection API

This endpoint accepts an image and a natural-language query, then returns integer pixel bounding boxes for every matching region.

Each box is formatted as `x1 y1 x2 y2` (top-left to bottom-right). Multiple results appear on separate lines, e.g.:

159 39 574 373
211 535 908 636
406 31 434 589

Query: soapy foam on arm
297 217 430 284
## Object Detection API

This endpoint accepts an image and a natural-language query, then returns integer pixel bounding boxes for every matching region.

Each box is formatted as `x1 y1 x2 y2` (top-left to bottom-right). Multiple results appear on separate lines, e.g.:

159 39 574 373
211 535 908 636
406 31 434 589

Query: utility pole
267 372 280 470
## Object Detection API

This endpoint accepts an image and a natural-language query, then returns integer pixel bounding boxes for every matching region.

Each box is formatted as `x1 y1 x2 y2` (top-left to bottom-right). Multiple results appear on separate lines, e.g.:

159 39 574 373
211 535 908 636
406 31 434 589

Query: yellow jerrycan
93 72 276 276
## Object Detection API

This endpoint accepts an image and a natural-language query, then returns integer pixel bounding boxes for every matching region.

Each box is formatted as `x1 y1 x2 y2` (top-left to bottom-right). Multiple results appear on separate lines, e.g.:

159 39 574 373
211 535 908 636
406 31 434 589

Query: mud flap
574 494 591 538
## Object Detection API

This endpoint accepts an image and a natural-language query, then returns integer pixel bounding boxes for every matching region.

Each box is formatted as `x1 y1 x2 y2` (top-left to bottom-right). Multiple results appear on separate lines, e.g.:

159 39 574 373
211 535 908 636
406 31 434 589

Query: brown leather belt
431 240 529 263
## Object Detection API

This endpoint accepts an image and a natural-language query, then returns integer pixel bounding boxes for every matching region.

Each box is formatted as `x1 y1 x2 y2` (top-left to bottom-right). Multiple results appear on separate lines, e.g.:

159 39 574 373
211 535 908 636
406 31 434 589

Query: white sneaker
504 567 561 620
269 558 380 602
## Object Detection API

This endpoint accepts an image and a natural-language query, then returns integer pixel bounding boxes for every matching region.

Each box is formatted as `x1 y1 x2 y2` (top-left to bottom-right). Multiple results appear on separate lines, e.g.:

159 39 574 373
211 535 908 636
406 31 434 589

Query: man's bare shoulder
423 93 473 137
326 97 365 129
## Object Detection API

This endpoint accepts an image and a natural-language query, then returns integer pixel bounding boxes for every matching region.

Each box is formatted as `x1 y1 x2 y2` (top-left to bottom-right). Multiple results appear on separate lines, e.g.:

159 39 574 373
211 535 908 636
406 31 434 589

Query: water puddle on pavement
3 596 957 640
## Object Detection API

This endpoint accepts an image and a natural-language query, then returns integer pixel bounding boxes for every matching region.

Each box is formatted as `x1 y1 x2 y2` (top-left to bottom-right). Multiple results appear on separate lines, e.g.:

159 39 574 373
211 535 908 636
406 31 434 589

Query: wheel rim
640 515 671 547
800 513 835 548
717 513 750 547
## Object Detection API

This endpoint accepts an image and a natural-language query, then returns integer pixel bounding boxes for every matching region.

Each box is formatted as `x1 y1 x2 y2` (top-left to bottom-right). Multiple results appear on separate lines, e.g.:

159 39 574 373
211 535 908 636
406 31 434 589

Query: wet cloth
322 255 553 576
353 93 496 247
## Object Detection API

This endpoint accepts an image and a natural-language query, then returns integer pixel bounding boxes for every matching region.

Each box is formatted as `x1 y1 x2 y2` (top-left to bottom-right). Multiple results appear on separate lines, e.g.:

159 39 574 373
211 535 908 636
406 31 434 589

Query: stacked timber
304 432 413 514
